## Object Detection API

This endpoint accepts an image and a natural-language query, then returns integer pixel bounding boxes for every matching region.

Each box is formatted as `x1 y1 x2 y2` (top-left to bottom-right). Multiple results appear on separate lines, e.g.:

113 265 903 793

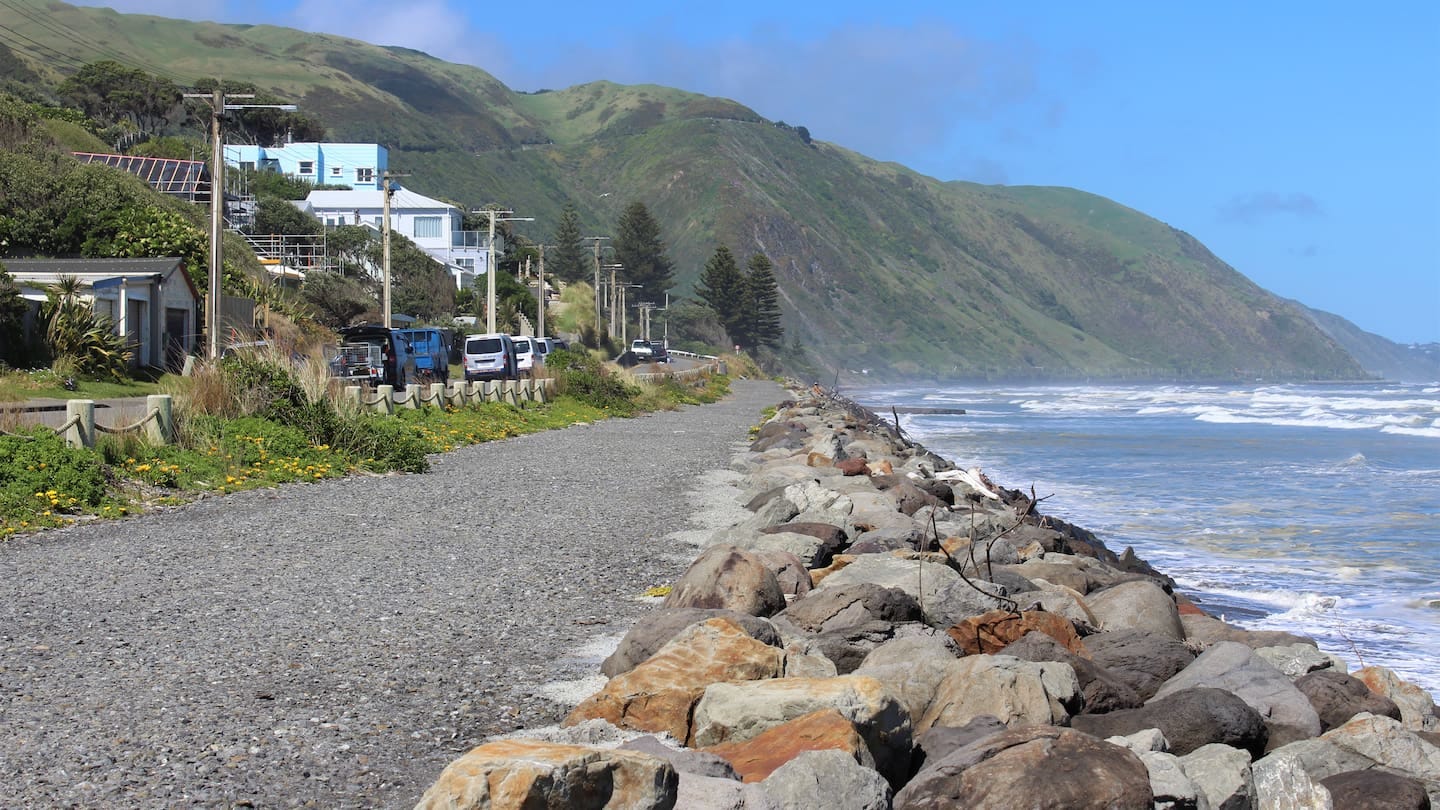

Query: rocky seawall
414 383 1440 809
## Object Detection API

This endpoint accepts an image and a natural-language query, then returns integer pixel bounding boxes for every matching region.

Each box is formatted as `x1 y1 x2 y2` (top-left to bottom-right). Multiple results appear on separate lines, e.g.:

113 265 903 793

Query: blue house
224 142 388 190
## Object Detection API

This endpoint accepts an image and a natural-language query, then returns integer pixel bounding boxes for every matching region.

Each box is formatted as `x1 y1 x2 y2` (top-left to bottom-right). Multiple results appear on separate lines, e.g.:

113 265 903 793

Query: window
356 167 375 184
413 216 443 239
239 161 255 172
330 166 343 177
298 160 315 175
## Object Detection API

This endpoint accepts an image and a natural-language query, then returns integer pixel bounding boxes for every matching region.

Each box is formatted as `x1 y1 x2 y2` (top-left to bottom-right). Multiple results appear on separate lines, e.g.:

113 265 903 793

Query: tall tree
612 201 673 298
59 61 180 136
0 264 33 367
745 253 784 349
549 202 587 283
695 245 745 344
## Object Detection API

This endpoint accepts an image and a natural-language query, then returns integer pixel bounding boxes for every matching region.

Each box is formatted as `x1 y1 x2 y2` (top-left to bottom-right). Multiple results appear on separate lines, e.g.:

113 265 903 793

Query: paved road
0 380 782 808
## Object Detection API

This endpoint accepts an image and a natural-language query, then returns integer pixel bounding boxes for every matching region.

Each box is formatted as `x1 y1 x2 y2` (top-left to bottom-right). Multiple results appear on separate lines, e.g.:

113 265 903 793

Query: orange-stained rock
868 460 894 475
946 609 1085 656
414 738 677 810
564 618 784 740
703 708 871 782
809 554 857 586
836 458 870 476
1174 592 1208 616
807 452 834 467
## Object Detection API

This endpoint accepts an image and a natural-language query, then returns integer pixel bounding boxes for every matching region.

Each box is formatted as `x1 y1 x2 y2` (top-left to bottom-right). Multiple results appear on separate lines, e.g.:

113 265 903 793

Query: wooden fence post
64 399 94 449
145 394 173 444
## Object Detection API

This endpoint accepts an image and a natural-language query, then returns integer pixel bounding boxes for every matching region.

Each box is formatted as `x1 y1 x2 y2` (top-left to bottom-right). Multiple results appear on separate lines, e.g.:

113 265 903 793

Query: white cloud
285 0 510 71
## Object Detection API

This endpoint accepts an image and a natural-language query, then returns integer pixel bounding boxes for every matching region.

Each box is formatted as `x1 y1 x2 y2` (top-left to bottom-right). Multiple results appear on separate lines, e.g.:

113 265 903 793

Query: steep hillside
1301 306 1440 383
0 0 1368 381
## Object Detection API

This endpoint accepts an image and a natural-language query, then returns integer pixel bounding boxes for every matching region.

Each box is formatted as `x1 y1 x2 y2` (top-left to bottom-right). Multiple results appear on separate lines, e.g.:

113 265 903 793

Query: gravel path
0 380 783 809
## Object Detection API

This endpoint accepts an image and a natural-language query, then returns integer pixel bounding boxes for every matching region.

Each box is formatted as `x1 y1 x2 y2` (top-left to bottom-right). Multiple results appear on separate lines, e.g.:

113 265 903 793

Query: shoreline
415 381 1440 809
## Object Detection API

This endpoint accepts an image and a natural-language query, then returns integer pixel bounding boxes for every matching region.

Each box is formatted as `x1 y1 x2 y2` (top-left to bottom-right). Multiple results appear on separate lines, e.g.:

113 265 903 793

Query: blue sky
79 1 1440 343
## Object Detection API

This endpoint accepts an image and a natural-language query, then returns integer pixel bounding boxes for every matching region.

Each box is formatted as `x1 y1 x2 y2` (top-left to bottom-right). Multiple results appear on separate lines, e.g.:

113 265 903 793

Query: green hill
0 0 1367 381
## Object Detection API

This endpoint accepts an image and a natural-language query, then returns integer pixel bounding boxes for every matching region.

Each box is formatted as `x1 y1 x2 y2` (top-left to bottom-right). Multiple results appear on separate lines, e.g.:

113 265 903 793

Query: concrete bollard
533 378 548 404
64 399 95 449
375 385 395 414
485 381 500 403
399 385 418 410
145 394 174 444
428 383 446 409
501 380 520 407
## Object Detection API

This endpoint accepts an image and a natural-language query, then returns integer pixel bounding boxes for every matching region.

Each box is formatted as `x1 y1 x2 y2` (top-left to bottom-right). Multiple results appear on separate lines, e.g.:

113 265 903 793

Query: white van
463 333 516 381
511 335 537 375
534 337 555 365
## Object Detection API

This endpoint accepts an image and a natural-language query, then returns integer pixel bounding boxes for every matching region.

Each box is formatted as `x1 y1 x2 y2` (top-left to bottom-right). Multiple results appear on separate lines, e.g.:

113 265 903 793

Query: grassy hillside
0 0 1368 381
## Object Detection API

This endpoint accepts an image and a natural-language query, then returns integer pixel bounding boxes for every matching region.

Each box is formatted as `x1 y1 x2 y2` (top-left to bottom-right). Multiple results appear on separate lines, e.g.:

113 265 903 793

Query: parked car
395 326 450 384
534 337 555 366
649 341 669 363
462 333 516 382
512 335 538 375
331 325 415 390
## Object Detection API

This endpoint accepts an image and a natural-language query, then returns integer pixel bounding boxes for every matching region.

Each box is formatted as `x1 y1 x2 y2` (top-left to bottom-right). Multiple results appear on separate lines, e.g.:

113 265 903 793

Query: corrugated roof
3 257 184 275
306 188 453 210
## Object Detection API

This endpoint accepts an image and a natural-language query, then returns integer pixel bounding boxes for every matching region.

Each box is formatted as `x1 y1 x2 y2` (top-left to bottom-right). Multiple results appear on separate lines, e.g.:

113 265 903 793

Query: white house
224 143 388 191
301 188 493 289
4 258 201 371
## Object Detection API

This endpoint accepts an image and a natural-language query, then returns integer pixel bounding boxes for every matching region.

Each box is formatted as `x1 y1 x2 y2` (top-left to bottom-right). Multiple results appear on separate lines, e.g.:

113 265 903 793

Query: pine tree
695 246 745 345
613 201 674 297
549 203 587 283
745 252 783 349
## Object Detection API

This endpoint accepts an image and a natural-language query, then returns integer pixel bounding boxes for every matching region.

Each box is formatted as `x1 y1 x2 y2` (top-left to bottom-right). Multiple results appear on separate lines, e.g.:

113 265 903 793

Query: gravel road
0 379 783 808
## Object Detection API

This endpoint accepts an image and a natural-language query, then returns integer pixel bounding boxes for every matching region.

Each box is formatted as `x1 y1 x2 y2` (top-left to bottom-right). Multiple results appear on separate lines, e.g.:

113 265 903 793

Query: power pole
482 209 534 333
183 87 295 358
379 170 410 328
585 236 609 335
535 244 551 341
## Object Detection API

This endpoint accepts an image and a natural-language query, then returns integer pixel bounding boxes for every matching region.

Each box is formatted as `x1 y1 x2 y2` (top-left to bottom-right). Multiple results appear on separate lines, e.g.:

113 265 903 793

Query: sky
74 0 1440 344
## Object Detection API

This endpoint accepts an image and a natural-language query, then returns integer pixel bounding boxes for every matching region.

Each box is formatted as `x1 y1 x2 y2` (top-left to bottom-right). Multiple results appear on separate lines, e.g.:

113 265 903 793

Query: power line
0 0 193 85
0 22 89 72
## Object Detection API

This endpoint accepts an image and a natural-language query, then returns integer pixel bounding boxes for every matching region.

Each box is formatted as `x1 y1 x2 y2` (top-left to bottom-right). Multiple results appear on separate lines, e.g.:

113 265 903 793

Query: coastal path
0 379 782 809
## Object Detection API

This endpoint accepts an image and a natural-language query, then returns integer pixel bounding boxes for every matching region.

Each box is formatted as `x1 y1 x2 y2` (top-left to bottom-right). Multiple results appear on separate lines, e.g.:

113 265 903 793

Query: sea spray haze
855 382 1440 698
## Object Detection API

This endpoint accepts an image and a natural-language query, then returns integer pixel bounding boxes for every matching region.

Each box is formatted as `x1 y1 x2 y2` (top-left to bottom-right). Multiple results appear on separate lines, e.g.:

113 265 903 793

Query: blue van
395 327 450 384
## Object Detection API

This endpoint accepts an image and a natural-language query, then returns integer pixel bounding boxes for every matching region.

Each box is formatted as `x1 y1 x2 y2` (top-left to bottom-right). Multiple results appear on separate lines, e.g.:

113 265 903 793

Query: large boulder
1070 687 1269 758
664 545 786 617
1083 629 1196 700
566 618 785 740
748 549 813 599
1321 713 1440 786
1294 670 1403 732
814 552 1008 627
854 635 964 727
918 654 1082 733
602 608 780 678
689 674 913 786
1251 752 1335 809
1354 666 1440 732
1086 579 1185 641
912 716 1009 775
1319 769 1432 810
1179 743 1257 810
1001 631 1144 715
617 735 739 780
759 749 892 810
1152 641 1322 748
870 473 945 515
719 528 833 571
703 708 874 783
945 609 1084 656
1136 750 1206 810
1256 643 1343 678
893 725 1153 810
1180 614 1316 649
776 582 921 633
674 774 778 810
414 739 678 810
803 620 917 675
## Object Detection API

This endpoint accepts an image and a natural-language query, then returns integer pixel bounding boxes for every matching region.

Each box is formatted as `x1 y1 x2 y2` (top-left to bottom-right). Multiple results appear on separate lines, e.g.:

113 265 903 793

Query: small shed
4 257 200 370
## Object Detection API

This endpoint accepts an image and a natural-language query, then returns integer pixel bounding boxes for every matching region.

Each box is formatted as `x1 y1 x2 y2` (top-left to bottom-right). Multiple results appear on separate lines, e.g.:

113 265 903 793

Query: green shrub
0 431 109 523
347 413 432 473
545 348 639 413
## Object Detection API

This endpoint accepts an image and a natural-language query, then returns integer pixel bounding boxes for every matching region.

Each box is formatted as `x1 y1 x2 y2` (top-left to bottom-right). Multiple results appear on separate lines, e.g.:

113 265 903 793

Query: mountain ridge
0 0 1373 381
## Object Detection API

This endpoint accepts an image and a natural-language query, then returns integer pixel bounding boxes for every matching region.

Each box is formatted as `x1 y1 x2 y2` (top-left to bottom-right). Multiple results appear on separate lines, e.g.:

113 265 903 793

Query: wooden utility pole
585 236 609 334
380 170 411 328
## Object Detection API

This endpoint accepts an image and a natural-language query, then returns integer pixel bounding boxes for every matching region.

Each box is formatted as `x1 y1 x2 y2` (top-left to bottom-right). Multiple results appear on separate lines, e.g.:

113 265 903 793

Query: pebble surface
0 380 782 808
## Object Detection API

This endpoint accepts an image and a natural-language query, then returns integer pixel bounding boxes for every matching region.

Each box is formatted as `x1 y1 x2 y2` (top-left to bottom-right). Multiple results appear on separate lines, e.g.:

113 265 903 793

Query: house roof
3 258 199 301
73 152 211 200
306 188 454 211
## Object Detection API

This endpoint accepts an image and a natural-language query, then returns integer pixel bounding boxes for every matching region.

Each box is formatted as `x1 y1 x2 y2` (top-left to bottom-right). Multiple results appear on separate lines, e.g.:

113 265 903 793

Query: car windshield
466 338 503 353
514 341 532 353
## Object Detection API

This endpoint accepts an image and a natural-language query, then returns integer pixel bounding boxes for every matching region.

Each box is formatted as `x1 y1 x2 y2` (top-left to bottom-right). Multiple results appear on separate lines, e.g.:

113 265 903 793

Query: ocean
850 382 1439 699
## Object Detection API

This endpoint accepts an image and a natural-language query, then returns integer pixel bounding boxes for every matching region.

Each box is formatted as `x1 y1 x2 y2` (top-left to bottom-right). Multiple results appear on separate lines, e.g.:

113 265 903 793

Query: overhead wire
0 21 89 72
0 0 195 85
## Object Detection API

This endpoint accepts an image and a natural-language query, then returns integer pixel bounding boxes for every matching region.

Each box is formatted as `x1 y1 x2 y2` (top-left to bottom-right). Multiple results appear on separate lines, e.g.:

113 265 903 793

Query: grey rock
1087 579 1186 640
913 716 1008 774
759 749 892 810
1153 642 1322 749
1252 753 1335 809
1255 643 1340 678
777 582 921 633
1071 687 1269 758
1319 769 1432 810
1140 750 1208 810
602 608 780 678
1002 630 1144 715
853 635 962 727
1084 628 1197 700
1179 743 1256 810
618 735 740 779
677 773 780 810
